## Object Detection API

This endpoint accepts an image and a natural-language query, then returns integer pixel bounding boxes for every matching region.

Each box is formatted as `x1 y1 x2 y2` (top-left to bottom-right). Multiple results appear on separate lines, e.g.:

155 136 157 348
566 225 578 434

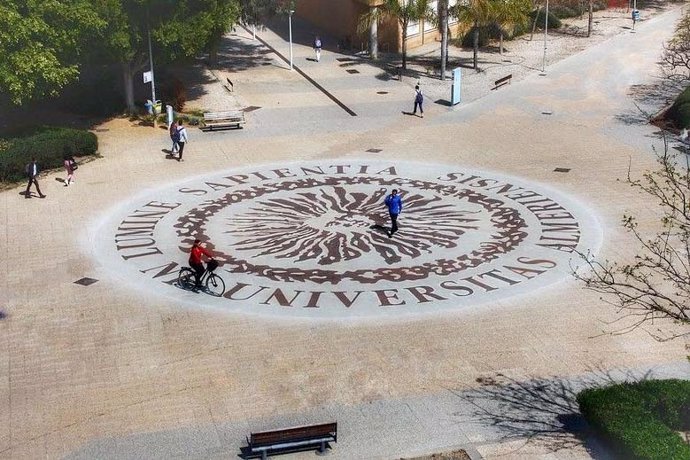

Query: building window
425 1 438 31
407 20 420 36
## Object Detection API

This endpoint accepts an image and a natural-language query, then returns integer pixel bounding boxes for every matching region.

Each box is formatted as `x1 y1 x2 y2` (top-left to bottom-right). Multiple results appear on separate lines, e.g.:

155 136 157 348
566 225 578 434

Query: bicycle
177 260 226 297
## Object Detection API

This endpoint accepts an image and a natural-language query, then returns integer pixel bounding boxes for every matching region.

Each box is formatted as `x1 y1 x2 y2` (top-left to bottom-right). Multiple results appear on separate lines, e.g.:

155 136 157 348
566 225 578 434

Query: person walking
25 158 46 198
314 36 322 62
169 119 179 155
384 189 403 237
63 153 77 186
413 85 424 118
176 120 188 162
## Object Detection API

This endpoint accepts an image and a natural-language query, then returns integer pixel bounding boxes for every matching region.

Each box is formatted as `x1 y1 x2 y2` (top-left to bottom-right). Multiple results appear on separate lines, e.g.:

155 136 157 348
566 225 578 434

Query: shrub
529 9 563 30
0 127 98 183
666 86 690 129
461 26 492 48
159 78 187 112
577 379 690 460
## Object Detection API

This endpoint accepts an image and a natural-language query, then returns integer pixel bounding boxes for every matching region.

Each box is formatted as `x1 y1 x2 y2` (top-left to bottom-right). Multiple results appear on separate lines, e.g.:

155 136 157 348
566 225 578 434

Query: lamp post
541 0 549 74
288 10 294 70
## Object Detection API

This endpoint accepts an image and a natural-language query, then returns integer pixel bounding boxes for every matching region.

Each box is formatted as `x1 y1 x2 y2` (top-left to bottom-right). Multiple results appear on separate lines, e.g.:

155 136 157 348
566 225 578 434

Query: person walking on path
413 85 424 118
314 36 322 62
63 153 77 186
176 120 188 162
169 120 179 155
384 189 403 237
25 158 46 198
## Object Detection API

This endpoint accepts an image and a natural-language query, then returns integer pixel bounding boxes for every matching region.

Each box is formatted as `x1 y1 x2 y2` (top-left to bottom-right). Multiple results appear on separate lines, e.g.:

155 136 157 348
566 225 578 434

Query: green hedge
666 86 690 129
577 379 690 460
0 127 98 183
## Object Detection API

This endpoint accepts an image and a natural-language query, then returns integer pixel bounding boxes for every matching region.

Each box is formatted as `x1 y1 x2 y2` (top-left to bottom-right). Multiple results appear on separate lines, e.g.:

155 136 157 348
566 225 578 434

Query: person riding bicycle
189 239 214 291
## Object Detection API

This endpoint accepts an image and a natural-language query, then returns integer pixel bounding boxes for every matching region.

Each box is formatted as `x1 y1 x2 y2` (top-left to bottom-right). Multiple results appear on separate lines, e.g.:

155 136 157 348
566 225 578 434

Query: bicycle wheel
205 272 226 297
178 268 196 291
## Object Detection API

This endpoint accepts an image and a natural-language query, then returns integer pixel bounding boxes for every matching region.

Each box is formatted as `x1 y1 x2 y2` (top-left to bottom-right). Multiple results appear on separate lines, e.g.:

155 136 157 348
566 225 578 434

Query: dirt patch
400 450 471 460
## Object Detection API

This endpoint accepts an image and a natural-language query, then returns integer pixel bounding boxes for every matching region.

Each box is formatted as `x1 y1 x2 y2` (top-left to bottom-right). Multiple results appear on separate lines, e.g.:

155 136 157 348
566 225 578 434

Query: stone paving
1 4 689 460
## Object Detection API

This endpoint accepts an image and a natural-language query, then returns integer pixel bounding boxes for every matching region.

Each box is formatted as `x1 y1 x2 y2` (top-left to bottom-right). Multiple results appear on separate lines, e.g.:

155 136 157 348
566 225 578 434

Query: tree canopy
0 0 103 105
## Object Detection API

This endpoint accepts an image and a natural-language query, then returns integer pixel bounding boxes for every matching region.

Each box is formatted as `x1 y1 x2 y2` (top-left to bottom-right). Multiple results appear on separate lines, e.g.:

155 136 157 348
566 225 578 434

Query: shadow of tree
615 78 685 127
447 367 654 455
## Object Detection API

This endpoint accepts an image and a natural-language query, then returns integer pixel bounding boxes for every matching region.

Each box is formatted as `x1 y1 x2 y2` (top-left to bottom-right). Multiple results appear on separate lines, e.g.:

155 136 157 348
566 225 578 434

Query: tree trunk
587 0 593 37
370 6 379 60
472 22 479 70
531 6 541 41
402 21 408 69
122 63 135 114
440 0 448 80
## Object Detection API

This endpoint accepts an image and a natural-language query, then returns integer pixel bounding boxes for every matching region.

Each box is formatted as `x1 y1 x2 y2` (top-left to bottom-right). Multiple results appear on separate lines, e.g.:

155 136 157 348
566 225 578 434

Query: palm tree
453 0 494 70
358 0 433 70
439 0 449 80
493 0 531 55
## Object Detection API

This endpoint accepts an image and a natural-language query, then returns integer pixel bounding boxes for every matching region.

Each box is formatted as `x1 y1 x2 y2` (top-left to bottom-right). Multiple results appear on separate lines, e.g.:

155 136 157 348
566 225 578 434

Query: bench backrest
250 422 337 447
495 74 512 84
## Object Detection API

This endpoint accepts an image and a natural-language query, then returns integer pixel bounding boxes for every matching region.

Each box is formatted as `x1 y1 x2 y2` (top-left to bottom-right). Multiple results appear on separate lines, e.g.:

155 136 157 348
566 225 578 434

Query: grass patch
578 379 690 459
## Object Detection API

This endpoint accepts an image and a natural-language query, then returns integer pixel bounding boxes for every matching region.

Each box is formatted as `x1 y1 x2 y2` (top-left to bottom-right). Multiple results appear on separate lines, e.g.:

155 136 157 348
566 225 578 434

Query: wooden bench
200 110 245 131
244 422 337 459
493 74 512 89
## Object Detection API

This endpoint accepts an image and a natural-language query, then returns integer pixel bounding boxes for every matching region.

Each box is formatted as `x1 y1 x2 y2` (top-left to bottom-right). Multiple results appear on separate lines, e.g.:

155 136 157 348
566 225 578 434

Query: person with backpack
413 85 424 118
24 158 46 198
314 36 322 62
169 120 179 155
175 120 188 162
63 152 77 186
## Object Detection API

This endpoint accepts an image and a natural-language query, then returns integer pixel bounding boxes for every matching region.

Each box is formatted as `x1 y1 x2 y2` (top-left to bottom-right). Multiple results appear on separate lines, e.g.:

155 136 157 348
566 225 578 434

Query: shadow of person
370 224 391 236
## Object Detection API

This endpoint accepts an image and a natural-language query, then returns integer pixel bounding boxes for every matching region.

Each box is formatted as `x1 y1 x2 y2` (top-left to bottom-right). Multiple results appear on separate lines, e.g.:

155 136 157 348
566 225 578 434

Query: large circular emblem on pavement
89 160 601 319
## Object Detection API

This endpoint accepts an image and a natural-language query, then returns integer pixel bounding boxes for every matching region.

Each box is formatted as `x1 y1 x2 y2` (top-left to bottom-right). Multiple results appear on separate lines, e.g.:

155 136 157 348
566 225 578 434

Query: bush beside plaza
666 86 690 129
0 127 98 183
577 379 690 460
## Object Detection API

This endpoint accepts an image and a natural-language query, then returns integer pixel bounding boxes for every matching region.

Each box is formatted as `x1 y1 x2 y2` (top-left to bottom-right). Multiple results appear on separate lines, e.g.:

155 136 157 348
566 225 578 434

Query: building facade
295 0 465 54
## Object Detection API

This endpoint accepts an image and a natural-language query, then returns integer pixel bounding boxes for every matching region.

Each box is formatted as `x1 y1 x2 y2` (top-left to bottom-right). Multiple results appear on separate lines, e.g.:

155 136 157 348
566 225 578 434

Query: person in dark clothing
384 189 403 237
413 85 424 118
25 158 46 198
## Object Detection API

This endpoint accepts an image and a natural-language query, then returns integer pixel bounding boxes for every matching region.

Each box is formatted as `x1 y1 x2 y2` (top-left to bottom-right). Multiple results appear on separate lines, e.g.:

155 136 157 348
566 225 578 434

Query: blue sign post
451 68 462 105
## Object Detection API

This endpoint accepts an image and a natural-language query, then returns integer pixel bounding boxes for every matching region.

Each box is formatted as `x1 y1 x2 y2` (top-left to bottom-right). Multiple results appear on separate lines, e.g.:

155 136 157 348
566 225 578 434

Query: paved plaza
2 5 690 459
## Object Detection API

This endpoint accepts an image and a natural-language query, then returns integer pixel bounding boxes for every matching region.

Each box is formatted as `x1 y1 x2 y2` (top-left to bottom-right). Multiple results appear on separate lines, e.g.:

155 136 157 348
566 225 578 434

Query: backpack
172 127 181 142
315 39 322 48
415 90 423 103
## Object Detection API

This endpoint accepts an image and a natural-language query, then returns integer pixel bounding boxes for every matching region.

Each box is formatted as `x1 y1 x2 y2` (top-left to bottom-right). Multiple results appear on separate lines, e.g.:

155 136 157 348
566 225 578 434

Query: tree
358 0 433 70
661 11 690 83
239 0 286 38
492 0 531 56
0 0 103 105
452 0 493 70
90 0 241 113
573 141 690 341
439 0 449 80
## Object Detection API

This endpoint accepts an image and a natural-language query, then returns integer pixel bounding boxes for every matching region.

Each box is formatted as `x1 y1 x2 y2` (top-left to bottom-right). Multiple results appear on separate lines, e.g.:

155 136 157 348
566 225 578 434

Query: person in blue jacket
384 189 403 237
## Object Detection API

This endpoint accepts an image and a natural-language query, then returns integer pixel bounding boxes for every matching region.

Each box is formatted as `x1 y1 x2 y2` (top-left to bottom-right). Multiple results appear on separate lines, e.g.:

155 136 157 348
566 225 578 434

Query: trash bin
144 100 153 115
153 100 162 115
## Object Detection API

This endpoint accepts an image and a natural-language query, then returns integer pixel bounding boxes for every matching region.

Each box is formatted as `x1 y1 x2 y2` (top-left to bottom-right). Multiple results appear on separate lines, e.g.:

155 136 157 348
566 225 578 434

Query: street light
288 10 294 70
541 0 549 74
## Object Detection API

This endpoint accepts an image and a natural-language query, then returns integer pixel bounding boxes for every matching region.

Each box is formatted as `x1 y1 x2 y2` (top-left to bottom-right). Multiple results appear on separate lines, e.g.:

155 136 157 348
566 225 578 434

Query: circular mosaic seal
88 160 601 318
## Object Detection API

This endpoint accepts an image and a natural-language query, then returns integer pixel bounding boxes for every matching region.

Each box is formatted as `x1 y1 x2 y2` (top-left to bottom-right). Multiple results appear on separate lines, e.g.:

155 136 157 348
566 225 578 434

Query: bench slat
250 436 335 453
250 422 336 447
